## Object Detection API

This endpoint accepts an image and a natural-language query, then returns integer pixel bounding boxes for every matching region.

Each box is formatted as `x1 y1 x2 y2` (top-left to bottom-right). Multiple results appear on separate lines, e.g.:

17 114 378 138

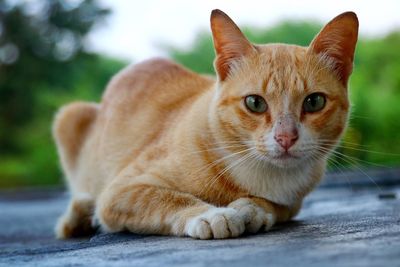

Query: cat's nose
274 114 299 150
274 131 298 150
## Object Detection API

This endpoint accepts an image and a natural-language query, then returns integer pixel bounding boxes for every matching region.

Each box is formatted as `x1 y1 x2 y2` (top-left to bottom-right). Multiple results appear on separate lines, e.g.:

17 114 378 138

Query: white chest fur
226 156 315 206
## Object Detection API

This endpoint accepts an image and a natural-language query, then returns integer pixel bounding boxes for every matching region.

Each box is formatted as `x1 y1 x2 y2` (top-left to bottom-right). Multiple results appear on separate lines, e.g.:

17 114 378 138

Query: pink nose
274 132 298 150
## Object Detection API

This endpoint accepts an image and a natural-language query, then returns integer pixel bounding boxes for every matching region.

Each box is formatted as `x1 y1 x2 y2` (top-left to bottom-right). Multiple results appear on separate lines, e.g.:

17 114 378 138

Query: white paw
228 198 276 233
185 207 246 239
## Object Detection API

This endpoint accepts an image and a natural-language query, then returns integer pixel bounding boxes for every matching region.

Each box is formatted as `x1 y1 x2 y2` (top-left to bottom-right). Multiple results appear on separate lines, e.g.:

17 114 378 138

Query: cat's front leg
184 207 246 239
228 198 276 233
95 175 249 239
228 197 300 233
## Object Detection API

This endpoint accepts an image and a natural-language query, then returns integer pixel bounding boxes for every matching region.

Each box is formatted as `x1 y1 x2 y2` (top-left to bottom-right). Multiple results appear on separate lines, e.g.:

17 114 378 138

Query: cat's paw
185 207 246 239
228 198 276 233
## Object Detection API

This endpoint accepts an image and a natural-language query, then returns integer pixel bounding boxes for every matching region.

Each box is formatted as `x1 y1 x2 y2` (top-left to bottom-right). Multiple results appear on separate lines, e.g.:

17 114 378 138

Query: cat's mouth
268 151 303 168
272 152 299 160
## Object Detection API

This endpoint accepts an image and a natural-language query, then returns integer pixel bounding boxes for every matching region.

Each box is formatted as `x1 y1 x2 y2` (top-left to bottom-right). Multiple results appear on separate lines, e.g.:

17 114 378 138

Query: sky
86 0 400 62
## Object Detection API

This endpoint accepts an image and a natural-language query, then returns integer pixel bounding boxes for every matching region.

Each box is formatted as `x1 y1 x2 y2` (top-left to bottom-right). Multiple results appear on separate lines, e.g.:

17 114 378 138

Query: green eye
244 95 268 113
303 93 326 113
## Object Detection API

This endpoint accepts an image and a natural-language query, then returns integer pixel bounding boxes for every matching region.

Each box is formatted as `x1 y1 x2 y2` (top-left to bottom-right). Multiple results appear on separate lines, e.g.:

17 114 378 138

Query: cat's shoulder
103 58 214 100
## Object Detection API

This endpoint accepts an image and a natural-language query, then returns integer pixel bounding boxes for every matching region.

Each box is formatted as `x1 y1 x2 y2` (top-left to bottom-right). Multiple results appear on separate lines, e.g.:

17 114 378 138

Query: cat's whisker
312 146 382 191
308 150 355 188
205 151 256 192
327 157 355 186
216 150 260 200
177 138 259 163
319 147 390 168
209 140 256 147
305 143 382 170
302 139 358 146
179 144 250 156
199 149 257 197
334 146 400 156
189 147 255 182
299 141 397 160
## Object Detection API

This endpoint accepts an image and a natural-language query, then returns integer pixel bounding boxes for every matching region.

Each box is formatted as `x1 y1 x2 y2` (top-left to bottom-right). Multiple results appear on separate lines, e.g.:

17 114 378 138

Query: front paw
228 198 276 233
185 207 246 239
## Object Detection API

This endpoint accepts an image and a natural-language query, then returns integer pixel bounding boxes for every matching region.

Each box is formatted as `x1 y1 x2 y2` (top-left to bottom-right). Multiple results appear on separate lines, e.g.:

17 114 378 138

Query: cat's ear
210 9 255 81
309 12 359 86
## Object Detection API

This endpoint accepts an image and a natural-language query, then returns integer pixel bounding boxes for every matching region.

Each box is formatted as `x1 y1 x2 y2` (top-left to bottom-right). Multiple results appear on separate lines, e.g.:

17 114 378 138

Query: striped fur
53 10 358 239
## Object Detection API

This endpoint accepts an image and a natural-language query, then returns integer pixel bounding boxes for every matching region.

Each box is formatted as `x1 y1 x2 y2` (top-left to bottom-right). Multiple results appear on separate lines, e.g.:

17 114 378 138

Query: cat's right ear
210 9 255 81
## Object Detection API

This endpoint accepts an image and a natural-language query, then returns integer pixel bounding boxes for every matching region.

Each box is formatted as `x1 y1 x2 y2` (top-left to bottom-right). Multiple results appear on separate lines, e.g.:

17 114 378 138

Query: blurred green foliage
0 0 126 187
0 2 399 188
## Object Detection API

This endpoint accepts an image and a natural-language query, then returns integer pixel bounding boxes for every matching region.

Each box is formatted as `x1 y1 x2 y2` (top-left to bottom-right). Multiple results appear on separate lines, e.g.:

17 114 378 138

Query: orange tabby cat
53 10 358 239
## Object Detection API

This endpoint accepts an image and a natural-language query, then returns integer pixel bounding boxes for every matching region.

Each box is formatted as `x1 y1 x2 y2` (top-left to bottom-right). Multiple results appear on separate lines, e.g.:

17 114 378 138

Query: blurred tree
0 0 126 187
0 0 109 151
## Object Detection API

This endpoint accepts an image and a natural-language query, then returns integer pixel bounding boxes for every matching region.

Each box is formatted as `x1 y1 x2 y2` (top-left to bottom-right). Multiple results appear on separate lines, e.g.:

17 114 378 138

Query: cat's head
209 10 358 169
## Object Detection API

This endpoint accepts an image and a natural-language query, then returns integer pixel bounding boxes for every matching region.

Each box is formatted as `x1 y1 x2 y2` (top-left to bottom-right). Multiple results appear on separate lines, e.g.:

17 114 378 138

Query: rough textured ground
0 169 399 267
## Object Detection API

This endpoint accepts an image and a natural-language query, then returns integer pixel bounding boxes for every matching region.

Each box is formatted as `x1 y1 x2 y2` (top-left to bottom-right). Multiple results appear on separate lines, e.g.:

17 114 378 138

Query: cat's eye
303 93 326 113
244 95 268 113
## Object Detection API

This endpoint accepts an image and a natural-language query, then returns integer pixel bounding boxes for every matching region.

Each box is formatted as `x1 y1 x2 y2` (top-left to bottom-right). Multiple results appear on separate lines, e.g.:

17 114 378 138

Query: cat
53 9 358 239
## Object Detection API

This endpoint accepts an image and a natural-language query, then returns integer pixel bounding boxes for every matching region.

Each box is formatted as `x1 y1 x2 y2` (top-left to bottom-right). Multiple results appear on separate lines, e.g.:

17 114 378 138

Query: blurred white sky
87 0 400 62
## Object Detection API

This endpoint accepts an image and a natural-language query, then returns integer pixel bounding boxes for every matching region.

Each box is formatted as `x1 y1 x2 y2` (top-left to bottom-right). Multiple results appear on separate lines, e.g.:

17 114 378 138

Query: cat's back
101 58 214 114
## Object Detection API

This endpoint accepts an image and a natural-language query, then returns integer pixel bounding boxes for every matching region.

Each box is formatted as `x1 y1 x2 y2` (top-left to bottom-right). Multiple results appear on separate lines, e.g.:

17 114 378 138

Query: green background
1 1 399 188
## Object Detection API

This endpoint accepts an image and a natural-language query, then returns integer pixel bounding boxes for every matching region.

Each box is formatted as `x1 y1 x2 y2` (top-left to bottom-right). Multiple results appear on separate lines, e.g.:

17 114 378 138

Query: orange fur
53 10 358 239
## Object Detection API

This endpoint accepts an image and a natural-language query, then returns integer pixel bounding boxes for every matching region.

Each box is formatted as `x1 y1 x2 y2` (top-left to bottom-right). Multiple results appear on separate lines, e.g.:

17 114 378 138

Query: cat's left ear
210 9 255 81
309 12 359 86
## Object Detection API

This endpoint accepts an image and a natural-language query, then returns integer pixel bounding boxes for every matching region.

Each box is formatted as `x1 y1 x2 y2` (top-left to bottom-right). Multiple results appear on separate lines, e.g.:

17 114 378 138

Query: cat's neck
225 154 325 206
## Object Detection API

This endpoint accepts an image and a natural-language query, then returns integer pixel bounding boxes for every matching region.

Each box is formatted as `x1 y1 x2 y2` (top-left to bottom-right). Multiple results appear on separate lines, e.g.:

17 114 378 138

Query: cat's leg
53 102 99 239
55 193 96 239
95 176 250 239
228 197 302 233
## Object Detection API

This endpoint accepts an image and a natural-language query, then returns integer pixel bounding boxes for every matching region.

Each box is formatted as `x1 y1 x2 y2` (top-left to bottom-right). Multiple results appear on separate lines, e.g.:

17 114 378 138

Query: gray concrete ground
0 169 399 267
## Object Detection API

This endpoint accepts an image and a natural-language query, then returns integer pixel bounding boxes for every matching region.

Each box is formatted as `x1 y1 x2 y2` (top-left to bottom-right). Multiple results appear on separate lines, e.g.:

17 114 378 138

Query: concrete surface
0 169 399 267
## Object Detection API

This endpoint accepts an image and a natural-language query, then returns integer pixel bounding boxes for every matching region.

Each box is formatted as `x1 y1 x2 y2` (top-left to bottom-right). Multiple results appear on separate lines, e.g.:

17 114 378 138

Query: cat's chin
269 157 303 169
261 152 308 169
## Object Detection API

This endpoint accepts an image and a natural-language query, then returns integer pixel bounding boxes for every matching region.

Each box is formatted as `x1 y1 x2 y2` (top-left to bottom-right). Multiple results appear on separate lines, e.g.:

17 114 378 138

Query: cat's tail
52 102 99 176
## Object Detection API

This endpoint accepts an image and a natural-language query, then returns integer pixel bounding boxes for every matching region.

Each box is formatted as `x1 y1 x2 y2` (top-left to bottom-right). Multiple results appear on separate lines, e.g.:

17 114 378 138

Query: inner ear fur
309 12 359 86
210 9 255 81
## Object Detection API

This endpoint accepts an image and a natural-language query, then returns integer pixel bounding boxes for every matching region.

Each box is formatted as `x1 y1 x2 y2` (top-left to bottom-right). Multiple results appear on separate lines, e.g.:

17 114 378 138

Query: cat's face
210 10 358 169
213 45 349 168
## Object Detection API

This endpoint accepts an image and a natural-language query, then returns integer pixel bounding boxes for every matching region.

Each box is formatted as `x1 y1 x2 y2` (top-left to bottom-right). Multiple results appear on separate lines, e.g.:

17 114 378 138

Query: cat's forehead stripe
259 45 308 95
262 69 306 95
